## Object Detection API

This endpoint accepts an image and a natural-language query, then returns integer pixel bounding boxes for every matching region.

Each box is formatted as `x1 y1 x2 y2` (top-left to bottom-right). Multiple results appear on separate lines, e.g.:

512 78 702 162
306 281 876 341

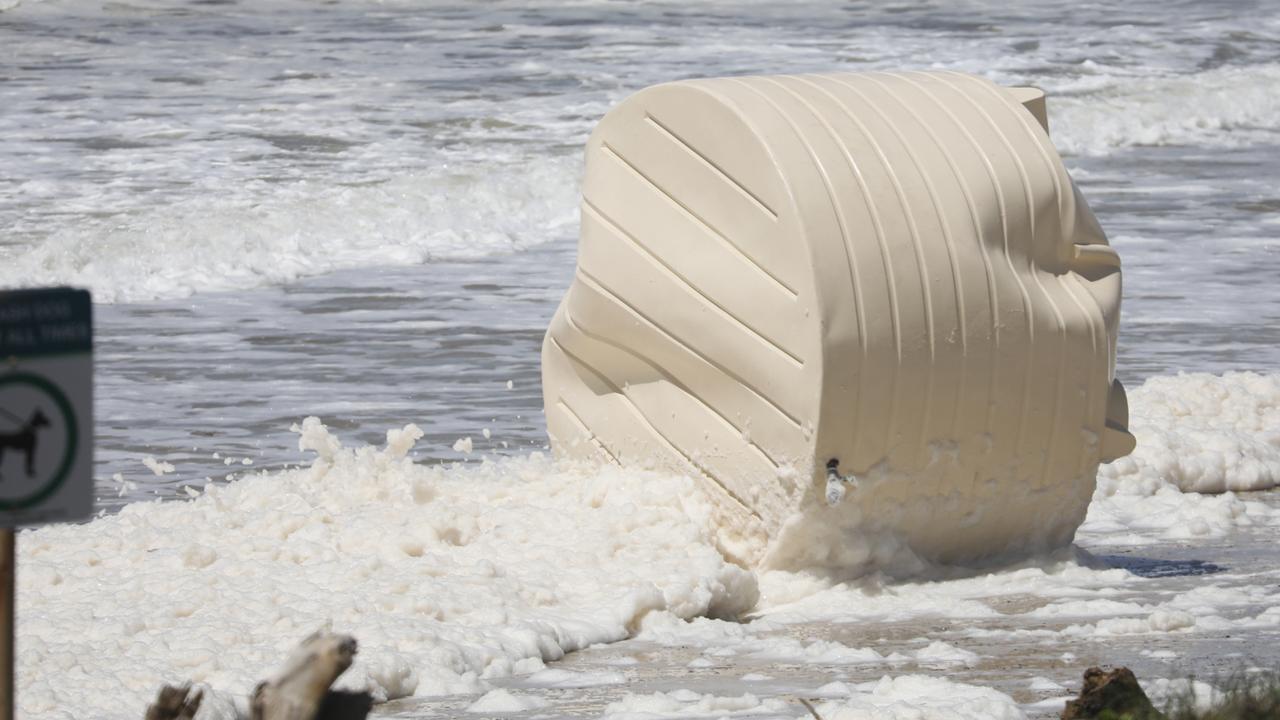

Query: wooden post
147 629 369 720
251 631 358 720
0 528 13 720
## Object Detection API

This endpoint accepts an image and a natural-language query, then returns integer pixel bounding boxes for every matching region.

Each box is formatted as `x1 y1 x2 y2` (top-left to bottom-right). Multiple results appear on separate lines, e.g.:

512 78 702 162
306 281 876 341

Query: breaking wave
1051 63 1280 155
0 156 579 304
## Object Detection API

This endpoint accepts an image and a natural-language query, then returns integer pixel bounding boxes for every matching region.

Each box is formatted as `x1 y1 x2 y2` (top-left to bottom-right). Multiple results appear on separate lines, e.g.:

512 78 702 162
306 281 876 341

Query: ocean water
3 0 1279 499
2 0 1280 718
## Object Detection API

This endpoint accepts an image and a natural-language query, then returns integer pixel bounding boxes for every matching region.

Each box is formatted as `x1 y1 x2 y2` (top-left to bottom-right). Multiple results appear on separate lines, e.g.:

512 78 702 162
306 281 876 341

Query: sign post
0 529 11 720
0 288 94 720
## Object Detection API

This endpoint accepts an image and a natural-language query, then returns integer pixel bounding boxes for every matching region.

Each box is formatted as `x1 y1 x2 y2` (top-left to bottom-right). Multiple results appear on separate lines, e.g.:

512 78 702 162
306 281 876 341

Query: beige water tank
542 70 1135 571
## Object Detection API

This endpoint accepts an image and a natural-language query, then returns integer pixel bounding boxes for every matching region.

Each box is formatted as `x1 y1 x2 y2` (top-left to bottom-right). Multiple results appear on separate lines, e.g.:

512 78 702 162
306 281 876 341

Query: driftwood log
145 630 370 720
1061 666 1165 720
143 683 202 720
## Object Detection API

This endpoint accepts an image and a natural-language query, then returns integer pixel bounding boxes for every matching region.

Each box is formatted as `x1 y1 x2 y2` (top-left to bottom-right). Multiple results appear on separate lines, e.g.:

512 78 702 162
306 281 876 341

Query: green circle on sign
0 372 78 511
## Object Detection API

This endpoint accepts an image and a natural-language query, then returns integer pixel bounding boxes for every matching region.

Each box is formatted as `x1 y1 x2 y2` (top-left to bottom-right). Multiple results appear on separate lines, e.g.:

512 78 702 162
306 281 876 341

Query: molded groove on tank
643 113 780 222
562 310 782 470
894 72 1003 438
596 143 799 299
752 77 865 338
782 77 908 429
975 74 1108 399
563 279 807 451
1064 271 1108 412
1054 273 1106 474
980 80 1074 480
554 397 620 464
931 72 1043 454
575 267 805 431
821 74 945 458
972 91 1043 458
581 197 805 368
947 72 1071 474
1060 275 1106 477
857 72 974 443
979 75 1109 478
861 73 969 347
1059 245 1121 330
824 75 939 362
548 334 762 519
750 76 871 458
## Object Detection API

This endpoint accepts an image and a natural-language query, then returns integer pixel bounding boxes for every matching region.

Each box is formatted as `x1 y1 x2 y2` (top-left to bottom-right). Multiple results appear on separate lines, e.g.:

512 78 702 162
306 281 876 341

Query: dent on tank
541 70 1136 571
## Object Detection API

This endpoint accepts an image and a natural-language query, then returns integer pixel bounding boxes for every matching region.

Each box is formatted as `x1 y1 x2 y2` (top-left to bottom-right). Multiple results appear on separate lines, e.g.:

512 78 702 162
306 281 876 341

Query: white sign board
0 288 93 527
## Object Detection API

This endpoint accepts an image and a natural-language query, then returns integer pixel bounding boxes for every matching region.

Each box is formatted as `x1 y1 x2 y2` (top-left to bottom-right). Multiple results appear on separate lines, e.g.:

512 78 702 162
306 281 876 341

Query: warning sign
0 288 93 527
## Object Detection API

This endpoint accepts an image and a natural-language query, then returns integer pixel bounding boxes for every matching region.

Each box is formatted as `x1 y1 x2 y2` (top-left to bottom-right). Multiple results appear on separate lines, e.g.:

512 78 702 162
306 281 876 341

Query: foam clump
601 690 789 719
17 418 755 719
465 688 549 713
634 612 978 668
1084 372 1280 543
811 675 1027 719
1098 372 1280 494
601 677 1026 720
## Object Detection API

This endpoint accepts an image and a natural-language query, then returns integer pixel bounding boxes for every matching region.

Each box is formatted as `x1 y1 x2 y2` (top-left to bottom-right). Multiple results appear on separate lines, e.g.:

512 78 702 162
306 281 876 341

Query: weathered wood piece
250 631 360 720
1061 666 1166 720
144 683 203 720
144 630 370 720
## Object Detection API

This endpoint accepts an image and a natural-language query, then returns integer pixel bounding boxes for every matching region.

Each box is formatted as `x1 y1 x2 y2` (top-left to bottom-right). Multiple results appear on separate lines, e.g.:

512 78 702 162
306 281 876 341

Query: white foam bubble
1083 372 1280 544
1102 372 1280 494
912 641 979 668
141 457 175 476
636 613 979 669
16 420 755 718
466 688 549 713
1062 609 1198 637
811 675 1027 720
524 667 626 688
755 549 1125 626
602 690 789 720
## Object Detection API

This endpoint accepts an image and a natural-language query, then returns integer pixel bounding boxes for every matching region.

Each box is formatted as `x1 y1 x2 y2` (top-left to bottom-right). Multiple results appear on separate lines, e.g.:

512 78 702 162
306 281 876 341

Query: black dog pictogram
0 408 51 480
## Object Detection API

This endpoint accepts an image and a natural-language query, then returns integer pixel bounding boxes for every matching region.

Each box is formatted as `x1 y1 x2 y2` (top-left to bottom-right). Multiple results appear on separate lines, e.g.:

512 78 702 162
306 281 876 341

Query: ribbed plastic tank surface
542 70 1134 570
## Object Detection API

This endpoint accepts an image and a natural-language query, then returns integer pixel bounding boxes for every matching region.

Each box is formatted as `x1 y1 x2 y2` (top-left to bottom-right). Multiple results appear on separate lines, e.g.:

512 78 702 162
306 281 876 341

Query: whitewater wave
5 64 1277 302
0 156 579 304
1050 63 1280 155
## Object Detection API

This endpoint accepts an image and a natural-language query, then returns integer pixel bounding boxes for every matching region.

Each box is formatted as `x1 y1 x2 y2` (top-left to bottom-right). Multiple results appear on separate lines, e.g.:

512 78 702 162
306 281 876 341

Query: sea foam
17 420 755 718
1101 372 1280 495
1084 372 1280 544
14 373 1280 717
